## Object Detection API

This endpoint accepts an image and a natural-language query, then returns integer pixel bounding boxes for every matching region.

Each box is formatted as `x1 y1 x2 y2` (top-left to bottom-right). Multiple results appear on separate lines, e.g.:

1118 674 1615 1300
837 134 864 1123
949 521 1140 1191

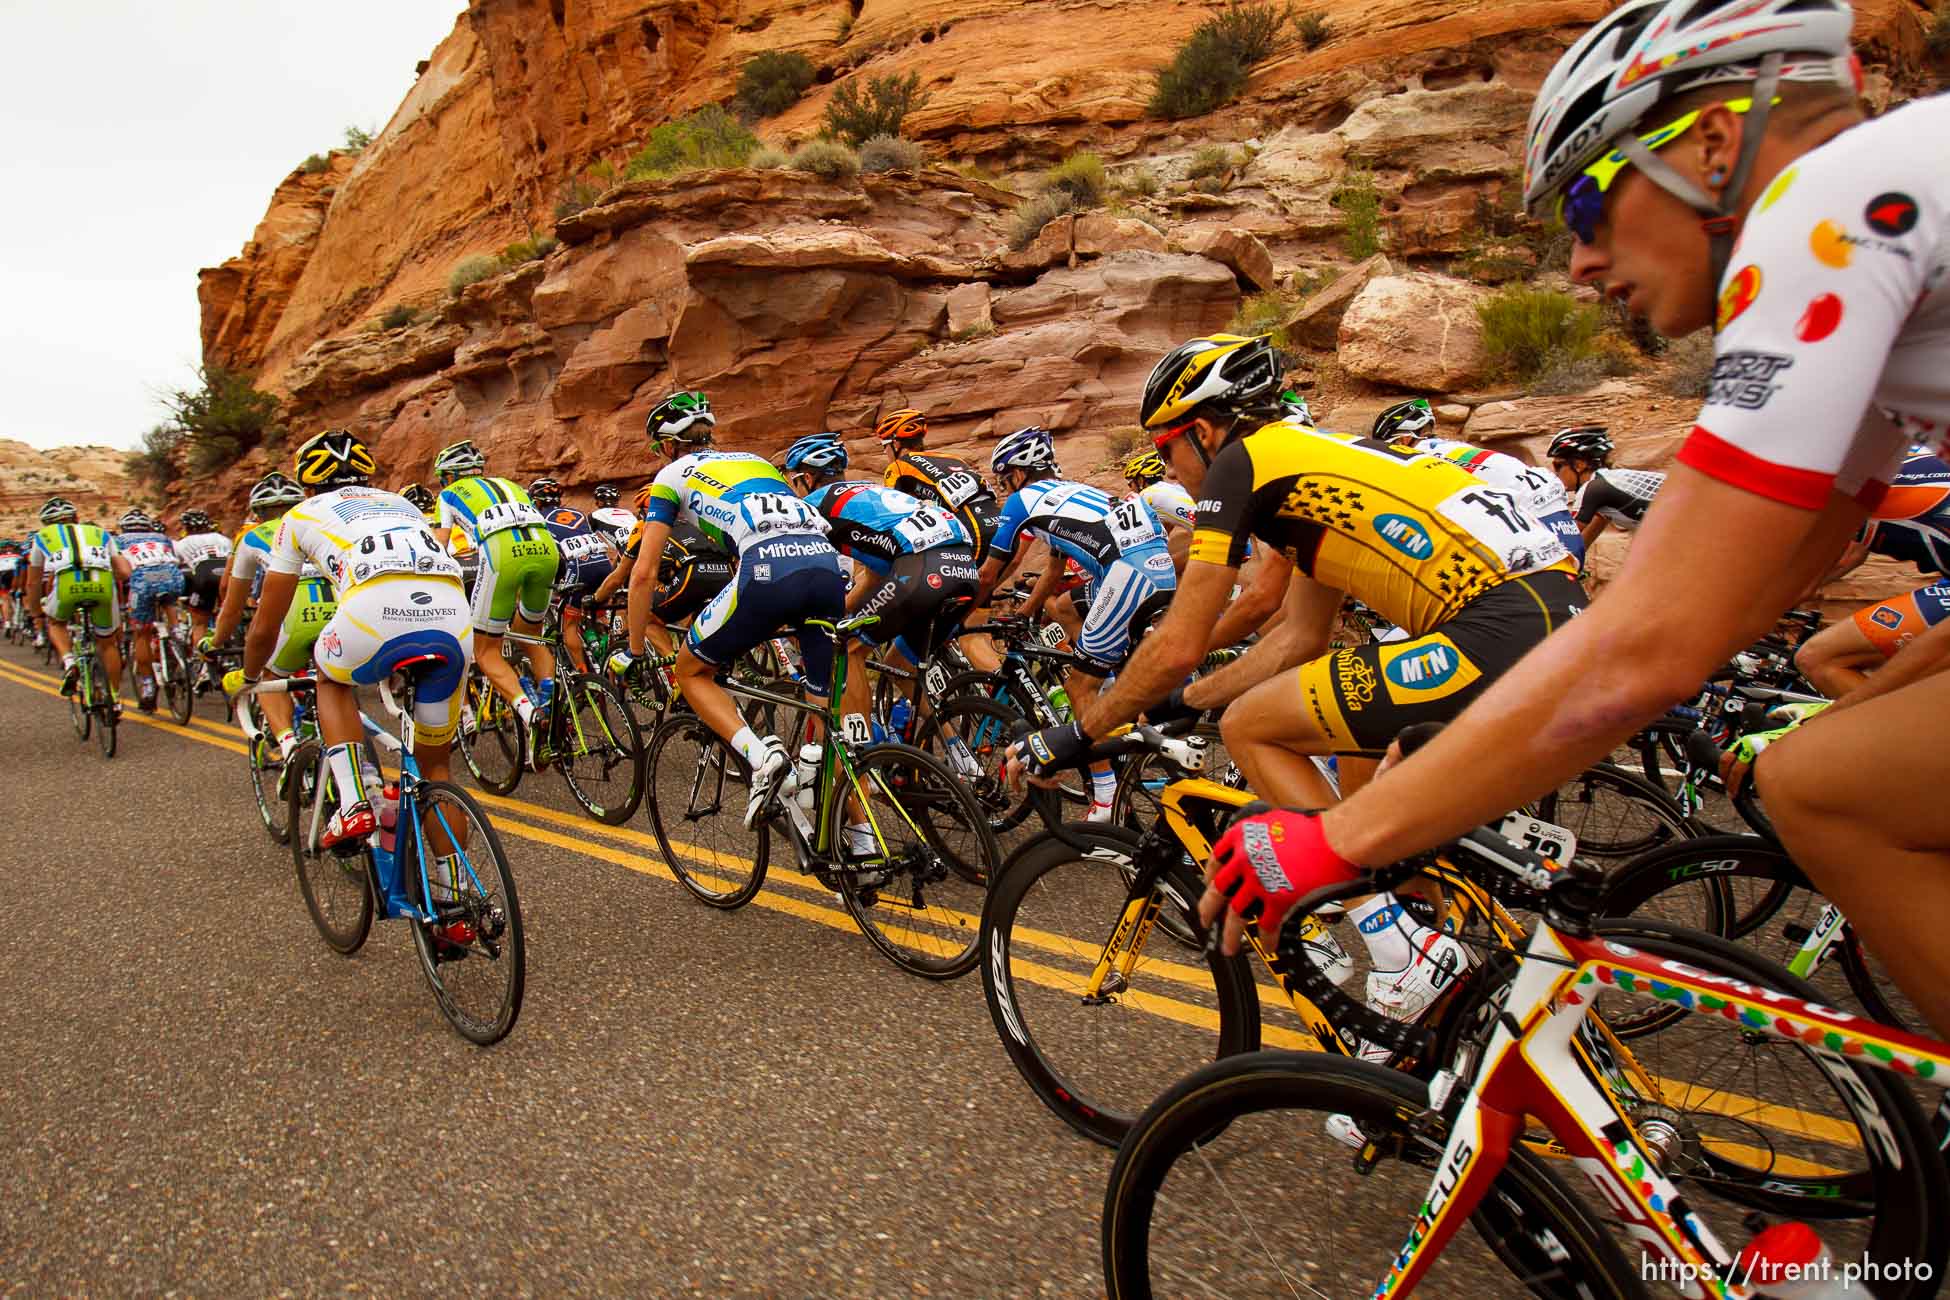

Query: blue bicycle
262 654 525 1045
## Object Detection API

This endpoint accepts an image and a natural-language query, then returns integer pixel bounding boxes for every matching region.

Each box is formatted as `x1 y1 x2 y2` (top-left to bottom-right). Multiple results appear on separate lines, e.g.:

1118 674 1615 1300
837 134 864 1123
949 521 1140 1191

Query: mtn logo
1373 513 1433 559
1385 644 1458 691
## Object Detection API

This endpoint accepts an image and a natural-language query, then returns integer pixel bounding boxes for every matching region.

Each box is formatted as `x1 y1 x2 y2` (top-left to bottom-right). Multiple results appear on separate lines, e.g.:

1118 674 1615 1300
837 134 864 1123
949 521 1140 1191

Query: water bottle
889 697 912 740
1048 684 1073 720
1736 1222 1869 1298
376 783 401 853
518 673 537 705
795 744 822 810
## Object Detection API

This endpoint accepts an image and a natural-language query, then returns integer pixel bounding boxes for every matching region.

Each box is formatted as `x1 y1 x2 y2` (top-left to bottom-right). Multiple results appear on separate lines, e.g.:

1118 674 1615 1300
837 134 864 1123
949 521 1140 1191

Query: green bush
1040 151 1106 206
1294 11 1329 48
158 367 282 474
1205 1 1290 64
500 236 559 265
624 105 759 179
858 133 925 173
378 303 419 330
736 50 817 119
555 177 604 221
822 71 928 146
129 425 183 492
186 435 243 476
1150 3 1291 119
1476 287 1605 384
1187 144 1233 180
448 255 504 296
1226 287 1303 345
1009 189 1080 251
299 153 330 174
1333 167 1381 259
750 145 790 170
344 124 374 151
790 138 861 180
1116 166 1161 197
1664 329 1716 398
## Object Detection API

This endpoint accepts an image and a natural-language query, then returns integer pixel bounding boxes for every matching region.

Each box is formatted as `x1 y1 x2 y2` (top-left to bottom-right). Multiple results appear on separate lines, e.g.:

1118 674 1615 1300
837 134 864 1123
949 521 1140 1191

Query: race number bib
122 539 176 569
1107 499 1157 552
742 494 825 539
1496 812 1577 866
561 532 608 561
1436 486 1567 573
842 712 872 745
346 527 463 586
923 663 950 700
475 500 546 536
1038 621 1067 648
934 470 982 508
893 505 958 551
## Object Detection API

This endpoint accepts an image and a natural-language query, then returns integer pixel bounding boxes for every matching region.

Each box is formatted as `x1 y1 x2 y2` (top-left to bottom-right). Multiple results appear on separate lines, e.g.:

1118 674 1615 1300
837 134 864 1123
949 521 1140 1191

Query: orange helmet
875 408 926 446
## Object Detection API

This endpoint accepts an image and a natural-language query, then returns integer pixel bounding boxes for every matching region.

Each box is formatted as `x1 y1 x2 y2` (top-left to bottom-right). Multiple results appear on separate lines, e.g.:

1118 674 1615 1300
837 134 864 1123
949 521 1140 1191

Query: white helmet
1522 0 1856 218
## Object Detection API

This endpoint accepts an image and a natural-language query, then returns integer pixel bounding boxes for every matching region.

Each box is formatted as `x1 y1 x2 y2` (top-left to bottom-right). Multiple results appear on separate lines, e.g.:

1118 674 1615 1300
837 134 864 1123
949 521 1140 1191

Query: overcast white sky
0 1 464 451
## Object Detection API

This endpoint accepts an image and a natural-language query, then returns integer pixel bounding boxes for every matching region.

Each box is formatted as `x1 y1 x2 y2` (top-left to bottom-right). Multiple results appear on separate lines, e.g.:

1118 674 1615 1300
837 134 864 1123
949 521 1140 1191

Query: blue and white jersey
115 529 180 573
992 478 1169 580
803 481 971 575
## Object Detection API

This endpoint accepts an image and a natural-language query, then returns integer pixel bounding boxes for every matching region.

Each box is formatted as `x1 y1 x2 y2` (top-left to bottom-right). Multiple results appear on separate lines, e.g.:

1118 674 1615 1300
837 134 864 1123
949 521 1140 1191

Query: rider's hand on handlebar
1004 720 1092 787
1199 807 1361 957
196 633 217 658
1142 685 1199 727
606 648 640 681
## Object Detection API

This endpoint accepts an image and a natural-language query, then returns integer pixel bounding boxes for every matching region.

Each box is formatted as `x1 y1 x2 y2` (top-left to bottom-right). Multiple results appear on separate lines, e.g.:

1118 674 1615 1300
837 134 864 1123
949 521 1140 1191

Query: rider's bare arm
1321 467 1866 866
1019 556 1064 621
1079 558 1235 736
624 521 671 656
1182 569 1341 712
1206 550 1291 649
1579 515 1609 552
1827 613 1950 714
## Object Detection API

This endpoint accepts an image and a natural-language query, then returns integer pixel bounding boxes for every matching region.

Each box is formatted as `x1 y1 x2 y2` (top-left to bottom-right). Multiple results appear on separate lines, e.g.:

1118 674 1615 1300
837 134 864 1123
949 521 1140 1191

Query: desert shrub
299 153 329 174
344 124 374 151
1333 167 1381 259
1187 144 1233 180
624 105 759 179
500 236 559 265
447 255 504 296
1116 166 1161 197
1009 188 1080 251
790 138 861 180
186 435 243 476
1150 3 1292 120
555 177 603 221
1226 287 1304 345
1604 297 1669 357
1664 329 1716 398
158 367 282 475
749 145 789 170
858 133 925 173
736 50 817 119
1206 1 1292 64
378 303 419 330
1040 151 1106 206
1476 287 1606 384
1294 11 1328 48
823 71 928 146
129 425 183 492
1101 428 1148 469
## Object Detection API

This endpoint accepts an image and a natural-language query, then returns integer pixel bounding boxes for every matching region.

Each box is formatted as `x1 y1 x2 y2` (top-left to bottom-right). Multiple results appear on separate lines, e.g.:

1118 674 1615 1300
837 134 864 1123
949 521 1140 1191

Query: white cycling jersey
268 487 462 592
590 505 636 538
1412 437 1570 524
1133 480 1197 532
175 530 233 569
1573 468 1666 532
1679 94 1950 509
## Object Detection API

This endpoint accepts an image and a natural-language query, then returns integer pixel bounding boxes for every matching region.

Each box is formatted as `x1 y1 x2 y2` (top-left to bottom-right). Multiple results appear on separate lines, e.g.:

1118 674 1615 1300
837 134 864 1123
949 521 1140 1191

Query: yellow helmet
1122 450 1167 484
292 429 376 488
1139 334 1281 431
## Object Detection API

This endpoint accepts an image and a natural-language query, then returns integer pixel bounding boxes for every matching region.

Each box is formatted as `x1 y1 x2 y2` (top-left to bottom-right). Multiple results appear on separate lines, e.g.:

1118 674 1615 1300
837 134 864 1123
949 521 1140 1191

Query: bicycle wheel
246 701 293 844
1532 762 1693 861
455 668 523 795
981 826 1260 1145
1577 919 1946 1278
645 710 769 908
285 739 375 954
1108 721 1244 832
911 694 1054 833
70 662 90 739
403 780 525 1046
96 694 117 758
162 639 193 725
553 673 646 824
1102 1052 1643 1300
831 742 998 979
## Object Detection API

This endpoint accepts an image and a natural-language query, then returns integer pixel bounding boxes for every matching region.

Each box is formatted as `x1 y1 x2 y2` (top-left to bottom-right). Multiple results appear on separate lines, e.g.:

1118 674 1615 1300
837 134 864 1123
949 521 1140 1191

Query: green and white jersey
30 522 118 574
437 476 551 549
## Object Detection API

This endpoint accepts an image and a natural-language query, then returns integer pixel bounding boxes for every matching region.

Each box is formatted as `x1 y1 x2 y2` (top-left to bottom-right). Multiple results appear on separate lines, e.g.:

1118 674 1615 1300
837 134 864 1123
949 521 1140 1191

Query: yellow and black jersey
1190 423 1576 638
883 449 1001 561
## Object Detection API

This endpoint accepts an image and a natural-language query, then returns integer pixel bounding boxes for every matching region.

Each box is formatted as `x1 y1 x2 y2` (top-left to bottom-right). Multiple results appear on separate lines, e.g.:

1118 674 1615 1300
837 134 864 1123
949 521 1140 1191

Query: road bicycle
1100 824 1950 1298
642 612 1002 978
140 618 195 725
233 671 321 844
63 604 118 759
455 612 646 824
266 657 525 1045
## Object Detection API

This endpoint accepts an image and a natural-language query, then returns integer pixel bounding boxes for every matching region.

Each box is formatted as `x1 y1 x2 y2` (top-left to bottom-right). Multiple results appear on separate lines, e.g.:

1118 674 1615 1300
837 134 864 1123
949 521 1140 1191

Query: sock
1089 765 1116 804
844 822 876 854
326 743 370 816
277 729 297 761
62 653 75 669
514 695 536 725
1350 893 1435 971
731 726 771 769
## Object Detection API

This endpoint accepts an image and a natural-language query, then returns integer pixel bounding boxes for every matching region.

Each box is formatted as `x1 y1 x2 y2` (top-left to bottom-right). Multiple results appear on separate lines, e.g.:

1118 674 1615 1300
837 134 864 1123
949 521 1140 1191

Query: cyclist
203 472 327 759
607 392 847 826
781 432 981 733
1795 449 1950 697
175 509 233 659
1547 425 1665 553
27 497 130 707
1377 398 1584 566
0 539 23 635
879 407 1008 675
235 430 470 848
1122 449 1197 572
115 508 186 713
1022 333 1581 1030
433 440 562 751
593 514 735 659
1196 2 1950 1041
589 482 635 543
979 426 1179 821
401 482 439 523
530 475 614 673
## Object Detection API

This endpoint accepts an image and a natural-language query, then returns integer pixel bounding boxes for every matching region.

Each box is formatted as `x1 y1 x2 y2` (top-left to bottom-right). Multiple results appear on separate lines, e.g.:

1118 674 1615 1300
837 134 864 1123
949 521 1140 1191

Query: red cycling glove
1209 809 1361 936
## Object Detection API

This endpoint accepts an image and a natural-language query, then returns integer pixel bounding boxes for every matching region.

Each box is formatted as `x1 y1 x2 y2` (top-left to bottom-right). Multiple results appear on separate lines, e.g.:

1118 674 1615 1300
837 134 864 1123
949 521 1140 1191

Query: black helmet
293 429 377 489
1373 399 1436 443
180 509 213 532
401 482 436 512
592 483 620 506
1547 426 1614 464
529 477 563 510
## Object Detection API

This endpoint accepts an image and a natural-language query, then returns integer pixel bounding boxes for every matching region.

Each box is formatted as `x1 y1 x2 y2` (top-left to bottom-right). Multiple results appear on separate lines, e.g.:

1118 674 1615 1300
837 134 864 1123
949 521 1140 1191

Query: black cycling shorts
653 555 735 626
853 546 982 661
1298 568 1584 756
184 558 226 612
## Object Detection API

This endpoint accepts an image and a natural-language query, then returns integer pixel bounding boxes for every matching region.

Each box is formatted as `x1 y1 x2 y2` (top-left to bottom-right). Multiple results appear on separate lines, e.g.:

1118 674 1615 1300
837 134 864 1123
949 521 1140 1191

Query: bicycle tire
247 701 293 844
162 639 193 725
286 739 375 954
1531 762 1693 861
96 685 117 759
1574 920 1947 1287
70 664 90 739
1102 1051 1644 1300
911 693 1055 832
403 780 525 1046
456 667 524 796
645 710 769 909
554 673 646 825
832 742 997 979
939 667 1091 807
980 825 1260 1145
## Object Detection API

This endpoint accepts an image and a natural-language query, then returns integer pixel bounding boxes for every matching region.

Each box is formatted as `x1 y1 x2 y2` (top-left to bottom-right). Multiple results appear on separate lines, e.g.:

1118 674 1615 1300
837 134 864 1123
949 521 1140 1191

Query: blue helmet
782 433 848 475
990 426 1056 475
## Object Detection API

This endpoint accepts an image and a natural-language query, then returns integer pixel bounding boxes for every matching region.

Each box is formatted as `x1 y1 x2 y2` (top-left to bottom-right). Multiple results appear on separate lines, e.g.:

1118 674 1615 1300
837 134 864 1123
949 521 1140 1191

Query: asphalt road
0 636 1911 1297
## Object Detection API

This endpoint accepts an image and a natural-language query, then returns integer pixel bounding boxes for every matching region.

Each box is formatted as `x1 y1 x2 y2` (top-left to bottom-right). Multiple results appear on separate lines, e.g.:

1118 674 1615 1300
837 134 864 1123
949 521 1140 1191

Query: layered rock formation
0 442 137 539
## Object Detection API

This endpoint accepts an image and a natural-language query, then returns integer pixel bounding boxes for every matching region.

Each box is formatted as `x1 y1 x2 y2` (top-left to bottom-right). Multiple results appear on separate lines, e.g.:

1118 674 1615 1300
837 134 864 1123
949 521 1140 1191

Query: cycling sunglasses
1555 97 1766 245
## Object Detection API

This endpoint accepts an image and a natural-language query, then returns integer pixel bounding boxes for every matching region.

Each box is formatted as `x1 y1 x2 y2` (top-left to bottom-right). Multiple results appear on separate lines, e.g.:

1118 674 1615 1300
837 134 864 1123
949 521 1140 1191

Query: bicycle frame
1373 914 1950 1299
